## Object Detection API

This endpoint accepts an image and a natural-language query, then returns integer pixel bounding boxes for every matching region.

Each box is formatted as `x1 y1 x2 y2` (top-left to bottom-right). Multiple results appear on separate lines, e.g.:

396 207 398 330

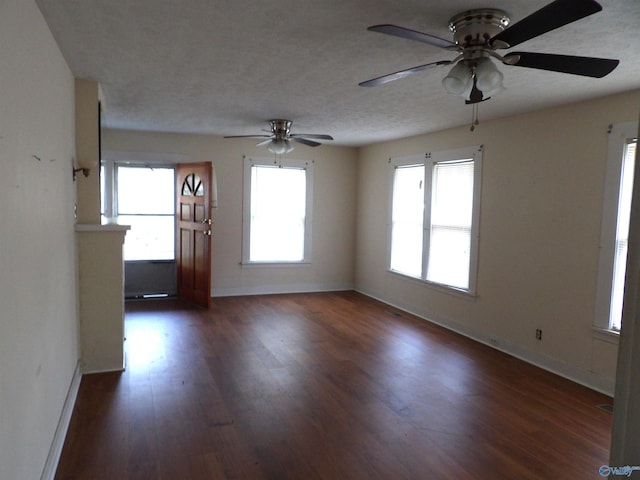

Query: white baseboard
81 357 126 375
40 361 82 480
357 289 615 397
212 282 354 297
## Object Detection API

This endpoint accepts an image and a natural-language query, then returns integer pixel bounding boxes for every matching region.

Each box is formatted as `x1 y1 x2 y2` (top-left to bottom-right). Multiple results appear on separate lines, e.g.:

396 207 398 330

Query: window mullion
422 159 433 281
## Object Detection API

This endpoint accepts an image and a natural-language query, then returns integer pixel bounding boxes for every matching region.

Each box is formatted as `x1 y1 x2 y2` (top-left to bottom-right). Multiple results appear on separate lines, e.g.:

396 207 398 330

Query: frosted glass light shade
475 58 504 93
480 83 505 99
268 138 294 154
442 62 472 95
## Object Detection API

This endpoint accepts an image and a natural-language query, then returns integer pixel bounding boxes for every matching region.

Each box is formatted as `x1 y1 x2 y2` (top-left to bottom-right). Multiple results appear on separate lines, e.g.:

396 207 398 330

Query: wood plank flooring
55 291 613 479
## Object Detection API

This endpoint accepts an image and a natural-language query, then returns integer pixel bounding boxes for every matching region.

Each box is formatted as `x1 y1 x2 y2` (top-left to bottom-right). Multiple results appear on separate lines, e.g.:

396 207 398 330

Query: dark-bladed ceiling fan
224 119 334 154
359 0 619 105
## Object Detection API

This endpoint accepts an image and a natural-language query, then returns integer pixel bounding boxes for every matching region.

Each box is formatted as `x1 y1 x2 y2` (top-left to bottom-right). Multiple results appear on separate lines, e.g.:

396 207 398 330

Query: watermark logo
600 465 640 477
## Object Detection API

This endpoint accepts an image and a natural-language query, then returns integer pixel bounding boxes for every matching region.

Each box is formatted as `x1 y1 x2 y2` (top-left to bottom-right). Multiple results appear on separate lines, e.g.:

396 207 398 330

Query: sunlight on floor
125 325 166 369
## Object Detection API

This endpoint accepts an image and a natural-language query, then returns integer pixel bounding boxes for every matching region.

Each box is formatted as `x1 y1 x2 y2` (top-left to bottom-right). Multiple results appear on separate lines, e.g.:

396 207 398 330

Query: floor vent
597 404 614 414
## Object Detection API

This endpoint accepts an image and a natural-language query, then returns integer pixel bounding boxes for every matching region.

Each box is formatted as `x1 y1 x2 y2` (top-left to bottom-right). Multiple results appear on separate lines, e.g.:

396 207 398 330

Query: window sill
386 269 477 301
125 259 175 264
592 326 620 344
241 261 311 268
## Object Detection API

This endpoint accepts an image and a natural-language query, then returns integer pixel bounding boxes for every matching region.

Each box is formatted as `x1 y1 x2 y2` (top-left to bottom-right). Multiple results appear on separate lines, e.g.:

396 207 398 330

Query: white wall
104 92 640 395
103 130 358 296
0 1 79 479
356 89 640 395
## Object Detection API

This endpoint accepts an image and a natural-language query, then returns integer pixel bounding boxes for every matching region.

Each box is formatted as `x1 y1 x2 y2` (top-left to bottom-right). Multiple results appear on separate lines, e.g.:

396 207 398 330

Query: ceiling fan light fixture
460 78 475 102
480 83 506 100
442 62 472 95
475 57 504 93
268 138 294 155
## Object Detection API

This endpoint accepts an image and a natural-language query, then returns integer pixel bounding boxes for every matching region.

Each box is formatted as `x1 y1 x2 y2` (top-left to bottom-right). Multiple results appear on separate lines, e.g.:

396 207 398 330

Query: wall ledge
75 223 130 233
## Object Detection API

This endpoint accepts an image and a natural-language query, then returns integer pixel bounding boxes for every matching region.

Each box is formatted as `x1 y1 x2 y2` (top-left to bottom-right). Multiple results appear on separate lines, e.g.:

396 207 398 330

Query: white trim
357 289 615 396
594 122 639 330
592 326 620 345
103 150 189 165
212 282 354 297
75 223 130 233
239 261 312 267
40 361 82 480
81 364 125 375
386 269 477 300
101 149 187 222
242 156 314 265
387 145 482 295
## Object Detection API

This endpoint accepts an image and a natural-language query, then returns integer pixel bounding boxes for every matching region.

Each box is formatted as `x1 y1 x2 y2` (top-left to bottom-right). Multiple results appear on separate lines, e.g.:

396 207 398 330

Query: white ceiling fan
225 119 334 154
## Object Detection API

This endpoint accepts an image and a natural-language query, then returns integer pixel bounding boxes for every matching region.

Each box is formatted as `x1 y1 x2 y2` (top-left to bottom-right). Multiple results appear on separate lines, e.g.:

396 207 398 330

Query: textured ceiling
36 0 640 146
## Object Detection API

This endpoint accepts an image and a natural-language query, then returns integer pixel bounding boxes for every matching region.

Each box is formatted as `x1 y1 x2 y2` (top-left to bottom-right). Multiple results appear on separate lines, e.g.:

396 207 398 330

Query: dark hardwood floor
55 291 612 479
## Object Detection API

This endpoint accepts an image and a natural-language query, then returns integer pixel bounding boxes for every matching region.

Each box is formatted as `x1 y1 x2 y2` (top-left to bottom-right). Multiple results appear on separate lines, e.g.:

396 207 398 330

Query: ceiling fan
224 119 334 154
359 0 619 105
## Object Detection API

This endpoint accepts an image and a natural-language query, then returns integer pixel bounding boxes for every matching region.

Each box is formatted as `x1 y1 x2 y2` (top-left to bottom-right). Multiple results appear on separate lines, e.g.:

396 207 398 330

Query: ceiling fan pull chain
470 104 479 132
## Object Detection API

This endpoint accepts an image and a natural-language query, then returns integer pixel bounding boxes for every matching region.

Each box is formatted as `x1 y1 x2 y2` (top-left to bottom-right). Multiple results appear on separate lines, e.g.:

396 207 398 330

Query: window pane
609 140 637 330
117 166 175 214
390 165 424 277
427 160 474 288
119 215 175 261
250 165 306 262
100 164 105 215
427 226 471 289
430 160 474 227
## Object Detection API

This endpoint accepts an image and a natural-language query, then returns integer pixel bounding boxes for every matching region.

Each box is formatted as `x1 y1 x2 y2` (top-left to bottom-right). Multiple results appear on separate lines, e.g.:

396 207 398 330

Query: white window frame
595 122 639 334
387 145 482 295
242 156 313 265
101 150 188 261
114 163 176 261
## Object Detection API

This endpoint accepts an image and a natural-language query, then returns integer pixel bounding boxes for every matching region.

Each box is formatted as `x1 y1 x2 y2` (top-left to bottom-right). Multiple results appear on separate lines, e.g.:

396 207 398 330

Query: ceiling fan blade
490 0 602 48
256 138 274 147
504 52 619 78
224 134 271 139
290 134 334 140
359 60 452 87
368 24 458 50
292 137 321 147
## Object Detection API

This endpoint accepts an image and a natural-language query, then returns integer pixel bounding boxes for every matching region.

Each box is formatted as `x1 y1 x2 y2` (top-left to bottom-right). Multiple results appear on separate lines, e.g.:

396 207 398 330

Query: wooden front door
176 162 212 307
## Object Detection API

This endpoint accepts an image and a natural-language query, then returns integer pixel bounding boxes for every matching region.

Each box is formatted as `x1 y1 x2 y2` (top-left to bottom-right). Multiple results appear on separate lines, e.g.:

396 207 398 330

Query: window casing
101 156 177 262
242 157 313 264
389 146 482 295
115 165 175 261
595 122 639 332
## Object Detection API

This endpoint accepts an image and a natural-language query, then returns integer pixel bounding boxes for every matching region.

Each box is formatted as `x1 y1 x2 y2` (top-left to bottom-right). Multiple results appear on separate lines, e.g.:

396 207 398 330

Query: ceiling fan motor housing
449 9 510 62
269 119 292 139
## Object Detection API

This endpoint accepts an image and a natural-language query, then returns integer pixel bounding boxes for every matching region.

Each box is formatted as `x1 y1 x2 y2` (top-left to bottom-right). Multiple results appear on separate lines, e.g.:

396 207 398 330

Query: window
243 157 313 264
595 122 638 332
389 146 482 294
116 165 175 261
102 160 176 261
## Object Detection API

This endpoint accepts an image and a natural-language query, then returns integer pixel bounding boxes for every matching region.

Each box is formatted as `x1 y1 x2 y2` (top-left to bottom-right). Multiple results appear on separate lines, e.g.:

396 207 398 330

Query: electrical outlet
536 329 542 341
